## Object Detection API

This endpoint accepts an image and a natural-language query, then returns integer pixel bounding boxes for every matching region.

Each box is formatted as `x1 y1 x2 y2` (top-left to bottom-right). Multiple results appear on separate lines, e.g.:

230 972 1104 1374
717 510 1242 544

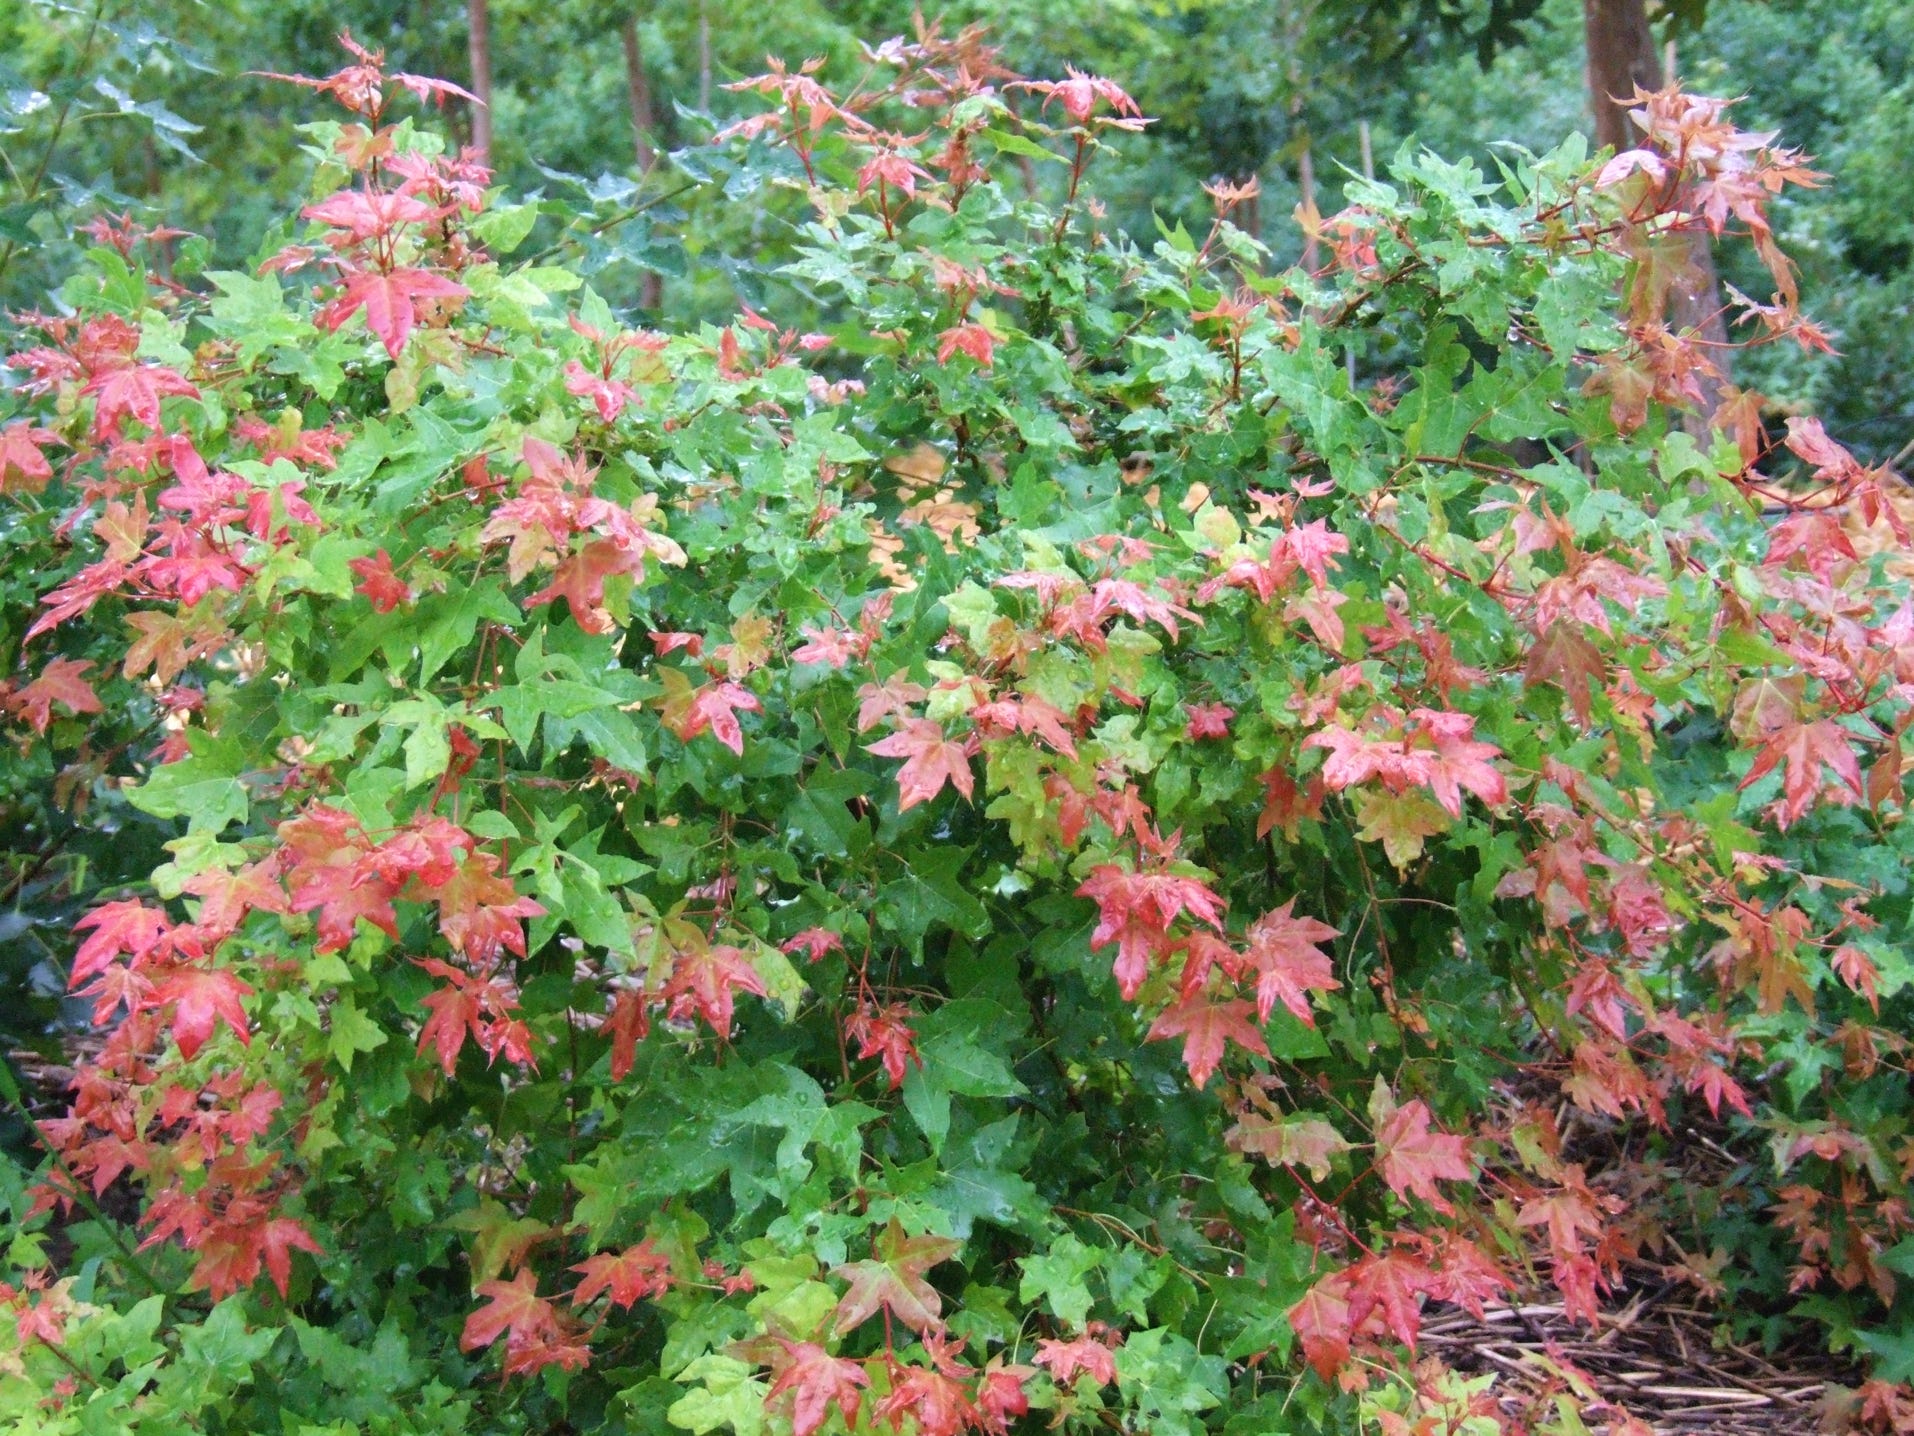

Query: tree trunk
1297 139 1318 271
621 13 665 312
1583 0 1661 152
1584 0 1730 415
467 0 493 162
698 2 712 113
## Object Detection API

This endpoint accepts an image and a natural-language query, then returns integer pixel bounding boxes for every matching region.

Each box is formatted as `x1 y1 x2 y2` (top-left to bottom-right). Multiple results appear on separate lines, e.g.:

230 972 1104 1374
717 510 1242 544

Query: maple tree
3 25 1914 1436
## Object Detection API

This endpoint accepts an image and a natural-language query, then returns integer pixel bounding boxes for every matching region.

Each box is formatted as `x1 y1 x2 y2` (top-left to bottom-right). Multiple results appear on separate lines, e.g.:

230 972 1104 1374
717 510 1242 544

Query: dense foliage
6 25 1914 1436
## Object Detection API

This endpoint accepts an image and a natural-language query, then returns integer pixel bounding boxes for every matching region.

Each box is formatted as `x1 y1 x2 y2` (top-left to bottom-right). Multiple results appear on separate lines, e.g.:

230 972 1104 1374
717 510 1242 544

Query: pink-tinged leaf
936 322 995 368
316 267 468 361
82 364 200 439
259 1217 324 1296
570 1239 672 1309
302 188 437 242
1738 719 1864 827
1287 1273 1353 1383
70 900 172 986
289 863 401 953
866 717 976 810
1146 991 1268 1089
7 658 103 736
873 1364 977 1436
348 548 412 612
461 1269 559 1353
565 361 639 423
1033 1336 1118 1388
1412 708 1508 816
1184 702 1235 740
666 679 762 756
26 559 131 641
765 1339 871 1436
1371 1088 1475 1213
782 928 844 962
661 941 767 1037
1240 900 1341 1025
0 422 59 493
417 975 482 1076
1345 1248 1438 1350
830 1218 960 1335
151 965 255 1059
845 1001 922 1089
975 1359 1033 1435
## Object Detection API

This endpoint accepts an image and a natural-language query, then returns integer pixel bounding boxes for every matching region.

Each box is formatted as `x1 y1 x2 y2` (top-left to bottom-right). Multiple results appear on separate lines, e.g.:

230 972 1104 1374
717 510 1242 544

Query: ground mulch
1423 1285 1868 1434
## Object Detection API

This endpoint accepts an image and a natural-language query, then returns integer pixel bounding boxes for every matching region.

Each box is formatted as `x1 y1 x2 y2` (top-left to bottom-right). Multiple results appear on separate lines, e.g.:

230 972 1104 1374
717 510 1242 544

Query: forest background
2 0 1910 467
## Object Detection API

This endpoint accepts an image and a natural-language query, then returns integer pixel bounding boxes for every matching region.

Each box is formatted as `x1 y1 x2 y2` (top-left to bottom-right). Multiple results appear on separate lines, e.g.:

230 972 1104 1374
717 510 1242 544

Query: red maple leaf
765 1339 871 1436
1344 1248 1438 1350
69 900 172 986
1524 620 1605 726
1739 718 1864 828
1412 708 1508 816
8 658 103 735
181 861 290 935
82 363 199 439
830 1217 961 1335
975 1358 1033 1434
935 322 995 368
461 1268 560 1353
0 422 59 493
866 717 977 810
1285 519 1351 591
565 360 639 423
661 941 767 1037
348 548 412 612
1372 1091 1474 1213
416 969 484 1076
570 1238 672 1309
781 928 844 962
1184 702 1235 740
1033 1335 1118 1388
873 1363 977 1436
1146 991 1269 1089
151 965 255 1059
669 681 765 758
606 988 652 1080
1078 862 1228 1000
316 267 468 361
1239 901 1341 1025
845 1001 922 1089
289 862 401 953
188 1210 323 1299
302 188 438 243
1429 1232 1509 1319
257 1216 325 1296
430 852 545 962
1287 1272 1353 1383
25 558 132 640
1305 721 1437 796
525 537 644 634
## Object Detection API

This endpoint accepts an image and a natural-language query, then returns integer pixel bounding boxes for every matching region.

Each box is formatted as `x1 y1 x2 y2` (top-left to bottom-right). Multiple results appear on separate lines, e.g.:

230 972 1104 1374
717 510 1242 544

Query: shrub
3 26 1911 1435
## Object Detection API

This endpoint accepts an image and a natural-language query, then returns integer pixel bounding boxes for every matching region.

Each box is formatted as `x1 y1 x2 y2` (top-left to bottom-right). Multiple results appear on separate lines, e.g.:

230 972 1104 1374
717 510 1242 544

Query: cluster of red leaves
478 436 687 635
28 805 550 1298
